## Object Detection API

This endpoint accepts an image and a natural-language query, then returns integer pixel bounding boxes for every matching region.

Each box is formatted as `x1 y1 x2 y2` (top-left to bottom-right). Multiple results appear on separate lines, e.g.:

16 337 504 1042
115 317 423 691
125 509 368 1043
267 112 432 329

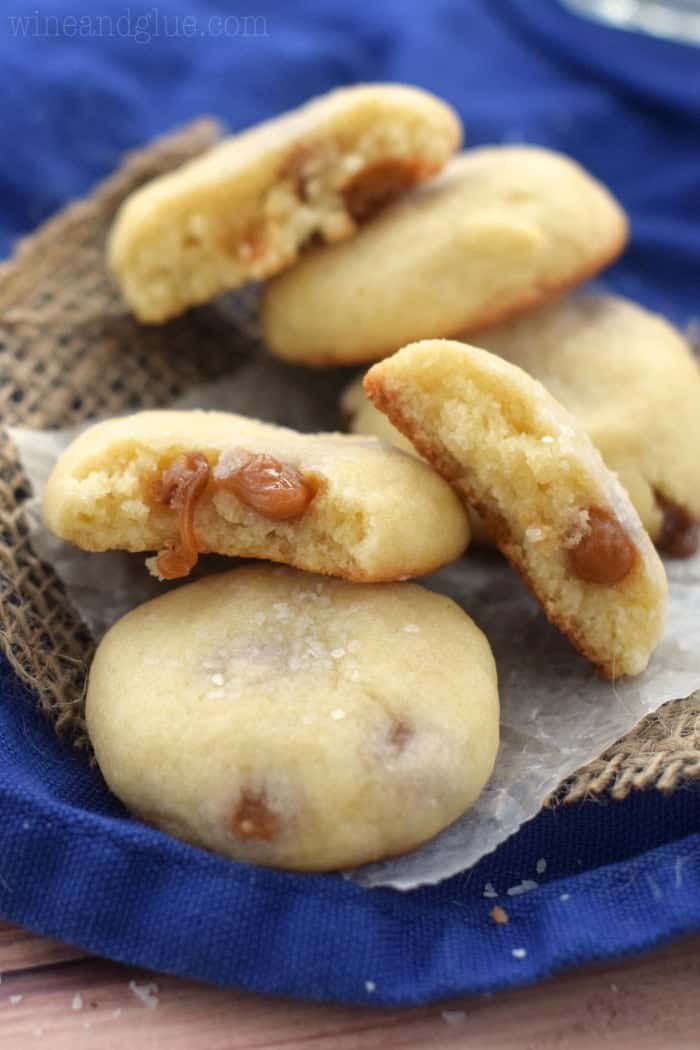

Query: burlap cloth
1 121 698 801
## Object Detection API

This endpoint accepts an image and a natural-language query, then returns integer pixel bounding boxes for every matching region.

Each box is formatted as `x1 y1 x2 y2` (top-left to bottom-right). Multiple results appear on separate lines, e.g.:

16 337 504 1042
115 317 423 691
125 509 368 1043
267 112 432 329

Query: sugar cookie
86 565 500 871
109 84 461 322
365 340 667 678
261 146 627 365
43 409 470 582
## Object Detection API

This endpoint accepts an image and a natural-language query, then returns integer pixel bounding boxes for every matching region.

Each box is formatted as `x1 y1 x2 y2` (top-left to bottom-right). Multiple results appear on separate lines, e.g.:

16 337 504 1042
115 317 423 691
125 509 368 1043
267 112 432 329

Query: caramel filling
655 493 699 558
149 448 314 580
387 718 413 755
342 157 430 220
566 506 637 585
213 448 314 520
231 789 280 842
150 452 210 580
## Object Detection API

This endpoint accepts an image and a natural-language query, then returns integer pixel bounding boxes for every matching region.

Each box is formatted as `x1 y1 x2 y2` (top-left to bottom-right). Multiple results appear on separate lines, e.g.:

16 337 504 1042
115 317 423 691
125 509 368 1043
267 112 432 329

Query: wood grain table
1 921 699 1048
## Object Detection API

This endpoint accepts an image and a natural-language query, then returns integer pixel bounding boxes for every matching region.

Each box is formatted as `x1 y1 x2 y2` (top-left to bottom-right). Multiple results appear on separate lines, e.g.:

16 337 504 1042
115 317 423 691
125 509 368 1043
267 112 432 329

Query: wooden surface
1 922 699 1048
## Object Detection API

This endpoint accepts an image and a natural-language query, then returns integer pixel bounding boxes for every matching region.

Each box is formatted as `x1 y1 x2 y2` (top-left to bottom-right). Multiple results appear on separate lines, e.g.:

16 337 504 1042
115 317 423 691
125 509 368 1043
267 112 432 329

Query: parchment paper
10 362 700 889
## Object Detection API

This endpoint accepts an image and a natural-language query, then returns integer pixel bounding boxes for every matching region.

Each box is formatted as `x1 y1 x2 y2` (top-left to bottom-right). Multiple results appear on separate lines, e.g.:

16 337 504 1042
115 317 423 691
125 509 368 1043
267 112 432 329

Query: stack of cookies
43 84 700 872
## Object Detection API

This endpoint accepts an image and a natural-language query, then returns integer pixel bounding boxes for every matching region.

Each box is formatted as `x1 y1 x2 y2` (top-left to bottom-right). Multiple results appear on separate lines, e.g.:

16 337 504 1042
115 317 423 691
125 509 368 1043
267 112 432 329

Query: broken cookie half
42 409 470 583
365 340 667 679
108 83 461 322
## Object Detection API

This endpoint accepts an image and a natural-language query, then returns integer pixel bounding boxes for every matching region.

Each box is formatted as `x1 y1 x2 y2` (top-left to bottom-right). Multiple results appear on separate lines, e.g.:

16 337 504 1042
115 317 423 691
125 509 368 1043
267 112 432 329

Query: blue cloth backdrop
0 0 699 1004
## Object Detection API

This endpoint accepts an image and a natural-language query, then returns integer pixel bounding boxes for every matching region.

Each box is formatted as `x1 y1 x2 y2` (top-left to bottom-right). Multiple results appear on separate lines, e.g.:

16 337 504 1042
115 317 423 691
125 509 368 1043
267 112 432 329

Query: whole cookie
472 294 700 555
86 566 500 872
261 146 627 365
109 84 461 322
365 340 667 679
43 409 470 582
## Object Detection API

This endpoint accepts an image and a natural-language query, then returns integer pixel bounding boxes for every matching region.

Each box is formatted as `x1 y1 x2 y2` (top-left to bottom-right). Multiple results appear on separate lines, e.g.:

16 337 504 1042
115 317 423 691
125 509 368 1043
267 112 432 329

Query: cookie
471 294 700 555
86 565 500 872
261 146 627 365
43 409 470 583
365 340 667 678
108 84 461 322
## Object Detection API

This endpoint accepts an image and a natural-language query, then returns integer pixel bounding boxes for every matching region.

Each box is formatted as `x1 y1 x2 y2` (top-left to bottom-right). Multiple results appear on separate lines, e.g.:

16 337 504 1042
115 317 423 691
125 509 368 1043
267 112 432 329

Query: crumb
128 980 159 1009
507 879 538 896
489 905 509 925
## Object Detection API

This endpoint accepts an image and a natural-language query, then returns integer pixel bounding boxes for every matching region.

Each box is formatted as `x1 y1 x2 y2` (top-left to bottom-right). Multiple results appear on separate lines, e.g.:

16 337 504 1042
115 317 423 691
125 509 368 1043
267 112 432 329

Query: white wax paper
9 363 700 890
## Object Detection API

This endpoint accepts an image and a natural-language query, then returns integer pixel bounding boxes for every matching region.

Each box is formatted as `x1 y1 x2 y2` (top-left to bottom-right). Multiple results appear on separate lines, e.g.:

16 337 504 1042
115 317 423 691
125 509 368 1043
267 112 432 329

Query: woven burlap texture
0 120 698 798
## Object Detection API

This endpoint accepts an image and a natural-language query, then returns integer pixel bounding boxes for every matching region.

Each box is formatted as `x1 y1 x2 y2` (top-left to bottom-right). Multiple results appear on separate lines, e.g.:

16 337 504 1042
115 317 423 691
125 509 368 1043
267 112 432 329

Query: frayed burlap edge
0 120 698 801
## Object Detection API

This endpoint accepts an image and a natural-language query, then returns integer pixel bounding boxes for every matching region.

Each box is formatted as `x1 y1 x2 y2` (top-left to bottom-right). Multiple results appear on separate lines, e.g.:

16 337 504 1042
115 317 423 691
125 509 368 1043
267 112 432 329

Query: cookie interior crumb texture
365 339 667 678
42 409 470 583
261 145 628 365
86 566 500 871
108 83 462 322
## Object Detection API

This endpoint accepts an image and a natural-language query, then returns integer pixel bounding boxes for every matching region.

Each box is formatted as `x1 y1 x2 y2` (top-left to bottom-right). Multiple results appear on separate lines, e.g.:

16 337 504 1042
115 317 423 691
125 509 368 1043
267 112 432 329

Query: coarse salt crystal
364 980 376 992
330 709 346 720
71 993 83 1010
525 526 544 543
541 435 555 444
403 624 420 633
560 893 571 902
10 994 23 1004
211 673 224 687
483 882 498 898
512 948 527 959
331 648 345 659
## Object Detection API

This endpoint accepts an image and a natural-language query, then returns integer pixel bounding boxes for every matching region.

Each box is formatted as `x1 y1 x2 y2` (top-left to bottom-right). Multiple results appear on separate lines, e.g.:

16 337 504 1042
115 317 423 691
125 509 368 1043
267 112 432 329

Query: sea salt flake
71 993 83 1010
512 948 527 959
129 980 159 1009
536 858 547 875
482 882 498 898
507 879 538 896
525 526 545 543
442 1010 465 1025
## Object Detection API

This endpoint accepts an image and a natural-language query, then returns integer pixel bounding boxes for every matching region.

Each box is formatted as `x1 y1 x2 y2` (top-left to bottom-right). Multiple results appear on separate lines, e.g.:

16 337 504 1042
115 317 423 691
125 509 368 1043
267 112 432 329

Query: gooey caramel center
566 506 637 585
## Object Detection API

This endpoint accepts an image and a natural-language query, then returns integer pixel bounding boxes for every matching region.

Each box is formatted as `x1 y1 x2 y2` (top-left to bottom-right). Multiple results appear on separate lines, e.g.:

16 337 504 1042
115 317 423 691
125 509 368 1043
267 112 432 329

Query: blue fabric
1 0 699 1004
